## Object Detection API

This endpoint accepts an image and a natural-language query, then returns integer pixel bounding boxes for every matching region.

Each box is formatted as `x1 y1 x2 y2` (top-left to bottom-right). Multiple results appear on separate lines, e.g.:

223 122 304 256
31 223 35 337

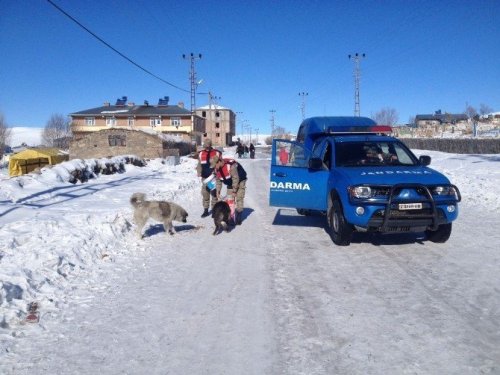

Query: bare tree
265 125 293 145
274 125 288 138
464 103 478 120
372 107 399 126
42 114 72 148
0 112 13 158
408 115 416 127
479 103 493 116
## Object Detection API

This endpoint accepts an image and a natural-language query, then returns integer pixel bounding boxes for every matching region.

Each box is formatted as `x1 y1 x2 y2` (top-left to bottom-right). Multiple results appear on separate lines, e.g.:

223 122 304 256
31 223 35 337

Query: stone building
414 112 470 137
69 128 184 160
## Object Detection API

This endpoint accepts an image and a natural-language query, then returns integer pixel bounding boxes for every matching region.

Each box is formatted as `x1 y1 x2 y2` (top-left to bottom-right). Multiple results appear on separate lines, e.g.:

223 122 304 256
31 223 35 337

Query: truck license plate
399 203 422 210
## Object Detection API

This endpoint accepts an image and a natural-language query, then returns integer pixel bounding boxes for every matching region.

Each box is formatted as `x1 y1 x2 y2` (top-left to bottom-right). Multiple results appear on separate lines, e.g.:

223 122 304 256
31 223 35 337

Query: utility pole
241 119 248 141
348 53 365 117
270 109 276 137
255 128 259 144
244 123 250 143
298 92 308 120
182 53 202 144
235 111 243 141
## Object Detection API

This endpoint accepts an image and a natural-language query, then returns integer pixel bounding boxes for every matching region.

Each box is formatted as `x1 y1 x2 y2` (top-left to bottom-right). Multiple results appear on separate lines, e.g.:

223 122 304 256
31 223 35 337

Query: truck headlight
350 186 372 199
432 185 459 198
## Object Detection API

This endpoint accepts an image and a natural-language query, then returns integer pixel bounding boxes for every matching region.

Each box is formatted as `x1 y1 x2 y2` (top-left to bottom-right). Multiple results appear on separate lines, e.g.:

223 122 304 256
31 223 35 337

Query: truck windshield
335 141 417 167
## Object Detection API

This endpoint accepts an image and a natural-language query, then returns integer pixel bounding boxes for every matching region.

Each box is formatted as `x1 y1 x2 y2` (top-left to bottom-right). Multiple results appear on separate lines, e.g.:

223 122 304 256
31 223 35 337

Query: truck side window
278 146 289 165
275 141 290 166
275 141 309 167
323 143 332 170
312 140 331 170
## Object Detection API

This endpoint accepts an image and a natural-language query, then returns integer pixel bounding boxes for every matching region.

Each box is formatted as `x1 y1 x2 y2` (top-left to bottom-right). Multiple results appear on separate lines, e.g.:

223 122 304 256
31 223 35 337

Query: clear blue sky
1 0 499 136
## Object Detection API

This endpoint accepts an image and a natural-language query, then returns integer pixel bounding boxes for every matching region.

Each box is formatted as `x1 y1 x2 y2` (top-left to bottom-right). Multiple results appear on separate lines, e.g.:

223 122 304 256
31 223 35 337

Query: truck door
269 139 330 211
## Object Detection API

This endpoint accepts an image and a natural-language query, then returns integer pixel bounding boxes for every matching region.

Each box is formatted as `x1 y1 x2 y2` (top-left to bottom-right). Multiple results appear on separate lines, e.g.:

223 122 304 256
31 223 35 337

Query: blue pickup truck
269 116 461 246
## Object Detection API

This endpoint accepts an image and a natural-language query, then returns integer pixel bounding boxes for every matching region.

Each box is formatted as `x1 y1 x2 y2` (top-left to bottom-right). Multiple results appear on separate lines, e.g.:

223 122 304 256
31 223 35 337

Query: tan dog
130 193 188 238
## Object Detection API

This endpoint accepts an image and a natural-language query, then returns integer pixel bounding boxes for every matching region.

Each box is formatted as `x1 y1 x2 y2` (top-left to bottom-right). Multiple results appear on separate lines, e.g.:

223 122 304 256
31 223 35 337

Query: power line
46 0 189 93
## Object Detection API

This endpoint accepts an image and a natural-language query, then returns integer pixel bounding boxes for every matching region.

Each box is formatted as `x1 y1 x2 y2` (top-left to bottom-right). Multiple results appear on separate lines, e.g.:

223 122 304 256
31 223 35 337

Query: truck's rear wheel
328 199 353 246
425 223 452 243
297 208 311 216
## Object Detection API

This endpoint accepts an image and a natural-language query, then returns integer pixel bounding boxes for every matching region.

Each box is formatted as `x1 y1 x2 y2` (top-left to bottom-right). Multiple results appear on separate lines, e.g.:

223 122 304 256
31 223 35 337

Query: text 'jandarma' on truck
269 116 461 246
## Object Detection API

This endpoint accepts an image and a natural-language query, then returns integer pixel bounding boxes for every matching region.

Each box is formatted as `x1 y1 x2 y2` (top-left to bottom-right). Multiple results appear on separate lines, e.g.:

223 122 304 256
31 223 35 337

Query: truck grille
373 208 445 219
373 186 429 197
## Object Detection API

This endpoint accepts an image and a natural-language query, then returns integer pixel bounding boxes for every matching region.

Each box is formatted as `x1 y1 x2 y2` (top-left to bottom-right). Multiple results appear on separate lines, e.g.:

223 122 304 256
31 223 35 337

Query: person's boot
201 208 209 218
235 211 242 225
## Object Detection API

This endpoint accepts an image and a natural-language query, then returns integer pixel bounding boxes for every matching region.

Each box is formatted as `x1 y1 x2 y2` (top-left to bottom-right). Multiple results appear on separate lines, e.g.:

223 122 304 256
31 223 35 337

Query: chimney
103 102 110 106
178 101 184 109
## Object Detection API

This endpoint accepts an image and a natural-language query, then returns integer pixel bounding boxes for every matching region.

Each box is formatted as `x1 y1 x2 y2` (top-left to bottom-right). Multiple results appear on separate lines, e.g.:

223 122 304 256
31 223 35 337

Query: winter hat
203 138 212 147
210 155 220 169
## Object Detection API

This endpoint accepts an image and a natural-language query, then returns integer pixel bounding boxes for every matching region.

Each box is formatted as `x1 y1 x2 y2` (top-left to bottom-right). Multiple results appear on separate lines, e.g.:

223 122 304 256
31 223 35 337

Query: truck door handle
273 172 286 177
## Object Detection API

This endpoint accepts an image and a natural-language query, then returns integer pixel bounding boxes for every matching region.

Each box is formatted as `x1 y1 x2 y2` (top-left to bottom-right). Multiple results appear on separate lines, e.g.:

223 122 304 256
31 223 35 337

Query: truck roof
296 116 392 149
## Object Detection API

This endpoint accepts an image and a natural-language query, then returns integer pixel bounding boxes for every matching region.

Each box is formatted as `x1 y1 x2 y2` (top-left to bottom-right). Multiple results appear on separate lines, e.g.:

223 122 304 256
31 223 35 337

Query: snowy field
0 147 499 374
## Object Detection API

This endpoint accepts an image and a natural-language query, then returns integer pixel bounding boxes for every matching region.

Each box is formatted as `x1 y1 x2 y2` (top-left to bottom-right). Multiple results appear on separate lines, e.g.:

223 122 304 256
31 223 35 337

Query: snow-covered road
1 151 499 374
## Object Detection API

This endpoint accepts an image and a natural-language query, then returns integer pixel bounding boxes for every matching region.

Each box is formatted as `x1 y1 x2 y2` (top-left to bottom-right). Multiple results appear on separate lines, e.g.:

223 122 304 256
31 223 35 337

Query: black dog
212 200 231 235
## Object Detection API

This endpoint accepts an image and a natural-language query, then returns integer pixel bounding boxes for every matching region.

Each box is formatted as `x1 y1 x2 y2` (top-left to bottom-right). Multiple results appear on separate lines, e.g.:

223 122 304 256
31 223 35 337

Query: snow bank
0 154 195 331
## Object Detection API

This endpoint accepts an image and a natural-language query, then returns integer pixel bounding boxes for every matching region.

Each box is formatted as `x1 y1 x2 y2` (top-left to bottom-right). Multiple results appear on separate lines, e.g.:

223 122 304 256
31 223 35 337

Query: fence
399 138 500 154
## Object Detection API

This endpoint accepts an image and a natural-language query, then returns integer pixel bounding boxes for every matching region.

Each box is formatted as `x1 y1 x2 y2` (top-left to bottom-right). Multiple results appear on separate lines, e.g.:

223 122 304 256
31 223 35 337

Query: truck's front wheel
425 223 452 243
328 199 353 246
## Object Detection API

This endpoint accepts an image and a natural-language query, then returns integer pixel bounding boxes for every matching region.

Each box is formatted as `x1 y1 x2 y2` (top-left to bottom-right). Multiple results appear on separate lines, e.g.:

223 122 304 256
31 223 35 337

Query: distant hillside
9 127 43 147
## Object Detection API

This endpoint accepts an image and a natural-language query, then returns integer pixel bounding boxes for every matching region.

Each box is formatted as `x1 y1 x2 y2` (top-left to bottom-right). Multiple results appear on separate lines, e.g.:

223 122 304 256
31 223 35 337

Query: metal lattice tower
270 109 276 136
183 53 202 113
298 92 308 120
348 53 365 117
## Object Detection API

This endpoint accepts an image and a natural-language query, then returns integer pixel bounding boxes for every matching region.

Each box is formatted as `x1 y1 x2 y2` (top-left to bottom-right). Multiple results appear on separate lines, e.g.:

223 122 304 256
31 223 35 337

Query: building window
216 133 220 138
128 117 135 126
85 117 95 126
108 135 126 146
171 117 181 127
202 111 206 117
215 122 220 128
216 111 220 117
150 117 162 127
106 117 116 126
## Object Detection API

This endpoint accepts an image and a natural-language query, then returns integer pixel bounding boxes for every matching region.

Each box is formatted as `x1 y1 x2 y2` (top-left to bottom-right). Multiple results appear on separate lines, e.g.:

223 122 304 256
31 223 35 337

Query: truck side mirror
309 157 323 170
419 155 431 166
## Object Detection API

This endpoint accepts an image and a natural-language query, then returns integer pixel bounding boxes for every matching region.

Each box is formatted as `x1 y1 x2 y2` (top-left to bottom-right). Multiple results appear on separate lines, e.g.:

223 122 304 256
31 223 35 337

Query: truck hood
336 166 451 186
